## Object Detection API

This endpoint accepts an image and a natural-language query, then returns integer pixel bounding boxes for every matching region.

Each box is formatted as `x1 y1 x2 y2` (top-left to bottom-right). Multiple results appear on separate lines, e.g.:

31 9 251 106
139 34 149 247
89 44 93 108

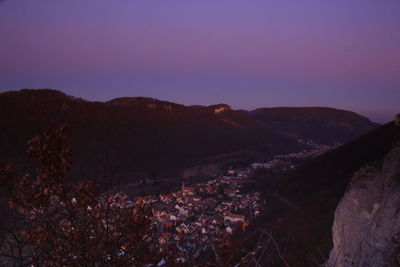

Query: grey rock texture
326 146 400 267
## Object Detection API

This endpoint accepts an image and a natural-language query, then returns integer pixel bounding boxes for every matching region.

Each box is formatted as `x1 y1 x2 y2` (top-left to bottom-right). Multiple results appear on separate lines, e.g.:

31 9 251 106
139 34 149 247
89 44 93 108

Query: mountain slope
259 120 400 266
0 89 297 181
250 107 379 144
326 146 400 266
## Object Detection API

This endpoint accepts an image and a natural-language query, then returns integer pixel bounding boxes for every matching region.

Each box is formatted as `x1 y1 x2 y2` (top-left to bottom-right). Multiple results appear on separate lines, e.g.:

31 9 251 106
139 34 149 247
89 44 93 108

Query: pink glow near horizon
0 0 399 122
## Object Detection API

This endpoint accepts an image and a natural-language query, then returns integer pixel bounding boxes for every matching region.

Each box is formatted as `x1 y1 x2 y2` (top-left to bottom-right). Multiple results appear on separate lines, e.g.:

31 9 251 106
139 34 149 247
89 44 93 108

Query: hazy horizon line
1 87 396 124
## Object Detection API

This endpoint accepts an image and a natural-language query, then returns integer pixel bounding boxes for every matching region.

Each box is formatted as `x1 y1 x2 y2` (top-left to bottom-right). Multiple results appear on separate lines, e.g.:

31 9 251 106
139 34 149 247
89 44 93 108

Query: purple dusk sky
0 0 399 122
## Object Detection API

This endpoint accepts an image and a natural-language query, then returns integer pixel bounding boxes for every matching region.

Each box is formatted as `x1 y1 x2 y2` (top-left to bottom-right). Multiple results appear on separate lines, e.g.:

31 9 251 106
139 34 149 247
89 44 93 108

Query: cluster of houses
101 139 339 264
252 139 340 172
105 139 339 264
279 139 340 159
132 173 262 261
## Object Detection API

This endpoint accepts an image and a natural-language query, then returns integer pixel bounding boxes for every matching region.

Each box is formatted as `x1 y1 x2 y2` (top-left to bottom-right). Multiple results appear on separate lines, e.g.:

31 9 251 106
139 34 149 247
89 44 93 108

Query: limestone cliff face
326 146 400 267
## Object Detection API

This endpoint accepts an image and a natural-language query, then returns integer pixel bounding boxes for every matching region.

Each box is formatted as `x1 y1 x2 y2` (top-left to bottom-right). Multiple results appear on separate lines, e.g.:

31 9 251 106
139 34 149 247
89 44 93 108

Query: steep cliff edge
326 146 400 266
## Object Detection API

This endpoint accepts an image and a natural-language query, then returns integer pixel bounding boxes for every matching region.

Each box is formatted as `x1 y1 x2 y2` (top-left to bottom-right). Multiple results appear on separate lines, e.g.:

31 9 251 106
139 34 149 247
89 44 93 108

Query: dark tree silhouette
0 125 154 266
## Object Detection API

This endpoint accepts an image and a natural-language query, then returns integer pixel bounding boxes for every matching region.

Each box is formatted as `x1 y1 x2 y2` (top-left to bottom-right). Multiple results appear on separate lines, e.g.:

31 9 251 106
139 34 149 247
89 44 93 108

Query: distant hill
0 89 380 183
249 107 379 144
258 120 400 266
0 89 297 182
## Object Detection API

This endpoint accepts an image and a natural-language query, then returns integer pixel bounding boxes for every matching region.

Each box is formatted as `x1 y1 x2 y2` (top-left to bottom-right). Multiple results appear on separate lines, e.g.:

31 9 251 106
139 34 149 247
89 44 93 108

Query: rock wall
326 146 400 267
